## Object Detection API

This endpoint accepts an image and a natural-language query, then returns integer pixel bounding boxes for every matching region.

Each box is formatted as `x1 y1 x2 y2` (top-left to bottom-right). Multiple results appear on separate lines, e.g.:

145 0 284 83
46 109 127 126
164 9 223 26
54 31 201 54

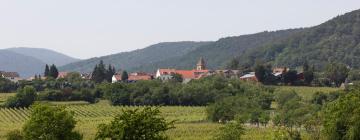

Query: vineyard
0 100 277 140
0 86 339 140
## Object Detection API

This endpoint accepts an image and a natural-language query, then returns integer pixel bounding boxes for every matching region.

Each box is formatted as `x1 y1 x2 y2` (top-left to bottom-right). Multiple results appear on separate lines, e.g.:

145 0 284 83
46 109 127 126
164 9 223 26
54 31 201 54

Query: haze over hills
5 47 80 66
0 48 80 78
61 9 360 73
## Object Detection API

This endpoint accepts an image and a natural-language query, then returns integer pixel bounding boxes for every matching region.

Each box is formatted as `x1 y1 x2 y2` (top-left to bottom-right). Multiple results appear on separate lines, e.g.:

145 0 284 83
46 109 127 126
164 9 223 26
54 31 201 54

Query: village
0 57 306 84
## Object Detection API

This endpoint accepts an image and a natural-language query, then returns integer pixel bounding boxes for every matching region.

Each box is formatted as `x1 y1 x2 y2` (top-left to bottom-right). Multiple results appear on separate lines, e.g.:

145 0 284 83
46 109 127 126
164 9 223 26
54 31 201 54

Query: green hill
239 9 360 69
133 29 301 72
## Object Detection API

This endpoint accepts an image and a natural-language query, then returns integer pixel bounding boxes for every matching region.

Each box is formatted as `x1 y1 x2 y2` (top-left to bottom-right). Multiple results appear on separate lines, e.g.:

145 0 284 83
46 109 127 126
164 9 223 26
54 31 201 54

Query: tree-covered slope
240 9 360 69
134 29 301 72
59 41 212 73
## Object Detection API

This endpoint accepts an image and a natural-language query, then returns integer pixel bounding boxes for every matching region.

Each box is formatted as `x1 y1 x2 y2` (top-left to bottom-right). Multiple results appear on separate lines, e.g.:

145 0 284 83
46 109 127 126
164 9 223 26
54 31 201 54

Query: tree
95 107 174 140
254 63 275 84
49 64 59 79
4 86 37 108
170 73 183 83
105 64 116 82
213 117 245 140
325 62 350 87
91 60 107 83
303 61 314 85
6 130 23 140
44 64 50 77
226 58 239 70
22 104 82 140
282 70 298 85
121 71 129 81
0 77 17 93
323 89 360 140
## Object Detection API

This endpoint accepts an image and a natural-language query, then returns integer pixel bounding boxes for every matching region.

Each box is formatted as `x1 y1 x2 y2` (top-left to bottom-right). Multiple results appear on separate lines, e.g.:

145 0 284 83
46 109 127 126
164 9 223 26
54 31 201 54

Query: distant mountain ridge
5 47 80 66
59 41 212 73
0 47 80 78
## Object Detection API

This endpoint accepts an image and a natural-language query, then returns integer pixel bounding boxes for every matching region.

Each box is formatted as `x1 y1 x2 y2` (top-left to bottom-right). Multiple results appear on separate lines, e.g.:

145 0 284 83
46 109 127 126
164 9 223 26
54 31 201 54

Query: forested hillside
134 29 301 72
62 9 360 73
239 9 360 69
60 41 212 72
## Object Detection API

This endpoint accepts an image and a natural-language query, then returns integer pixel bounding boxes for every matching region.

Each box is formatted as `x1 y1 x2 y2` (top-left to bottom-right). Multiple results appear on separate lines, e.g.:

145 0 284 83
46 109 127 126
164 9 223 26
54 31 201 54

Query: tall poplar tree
49 64 59 79
44 64 50 77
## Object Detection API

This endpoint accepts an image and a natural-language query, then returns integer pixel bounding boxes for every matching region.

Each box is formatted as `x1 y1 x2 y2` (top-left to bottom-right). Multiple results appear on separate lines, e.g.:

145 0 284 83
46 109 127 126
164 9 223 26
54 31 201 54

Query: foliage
4 86 37 108
282 70 298 85
91 60 107 83
322 88 360 140
170 73 183 83
325 62 350 87
213 118 245 140
95 107 174 140
240 10 360 70
106 64 116 82
303 61 314 85
121 70 129 81
0 78 17 93
23 104 82 140
6 130 23 140
206 82 273 123
49 64 59 79
254 63 276 84
226 58 240 70
44 64 50 77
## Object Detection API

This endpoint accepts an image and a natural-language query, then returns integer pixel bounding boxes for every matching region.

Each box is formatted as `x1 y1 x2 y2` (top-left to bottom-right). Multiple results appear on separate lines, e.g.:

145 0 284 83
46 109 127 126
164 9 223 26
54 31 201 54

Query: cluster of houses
110 58 249 83
0 71 21 82
1 57 304 84
111 57 305 83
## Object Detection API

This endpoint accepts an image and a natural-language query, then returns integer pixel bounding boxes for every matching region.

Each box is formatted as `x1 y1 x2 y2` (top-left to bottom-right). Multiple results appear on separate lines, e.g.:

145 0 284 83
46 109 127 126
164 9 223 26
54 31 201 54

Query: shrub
6 130 23 140
95 107 174 140
23 104 82 140
4 86 37 108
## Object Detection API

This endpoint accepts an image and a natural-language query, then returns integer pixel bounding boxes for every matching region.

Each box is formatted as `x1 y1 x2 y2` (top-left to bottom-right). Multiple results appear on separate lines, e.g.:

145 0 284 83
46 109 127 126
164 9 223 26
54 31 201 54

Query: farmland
0 86 339 140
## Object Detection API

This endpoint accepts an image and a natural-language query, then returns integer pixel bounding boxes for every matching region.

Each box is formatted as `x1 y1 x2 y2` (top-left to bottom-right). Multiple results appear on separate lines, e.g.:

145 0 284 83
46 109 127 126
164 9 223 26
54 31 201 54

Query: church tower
196 57 206 70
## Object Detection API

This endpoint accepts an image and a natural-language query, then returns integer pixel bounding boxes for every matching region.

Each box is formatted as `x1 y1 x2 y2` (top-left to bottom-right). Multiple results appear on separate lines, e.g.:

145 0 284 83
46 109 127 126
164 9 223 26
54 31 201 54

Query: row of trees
97 75 272 106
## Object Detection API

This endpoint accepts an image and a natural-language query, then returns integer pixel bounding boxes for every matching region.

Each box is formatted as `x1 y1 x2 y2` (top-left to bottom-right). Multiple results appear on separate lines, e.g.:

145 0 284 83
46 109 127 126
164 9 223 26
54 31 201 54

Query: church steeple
196 57 206 70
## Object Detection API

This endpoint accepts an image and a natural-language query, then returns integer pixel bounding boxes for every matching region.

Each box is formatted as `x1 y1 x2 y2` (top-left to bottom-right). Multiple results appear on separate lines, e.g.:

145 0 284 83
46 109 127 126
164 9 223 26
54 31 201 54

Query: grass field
0 93 15 106
0 86 340 140
273 86 340 100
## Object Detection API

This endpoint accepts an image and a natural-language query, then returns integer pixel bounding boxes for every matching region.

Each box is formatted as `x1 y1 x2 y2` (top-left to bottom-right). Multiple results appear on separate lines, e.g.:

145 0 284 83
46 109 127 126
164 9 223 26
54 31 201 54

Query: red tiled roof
1 72 20 78
158 69 209 79
57 72 69 79
114 73 152 81
128 75 152 81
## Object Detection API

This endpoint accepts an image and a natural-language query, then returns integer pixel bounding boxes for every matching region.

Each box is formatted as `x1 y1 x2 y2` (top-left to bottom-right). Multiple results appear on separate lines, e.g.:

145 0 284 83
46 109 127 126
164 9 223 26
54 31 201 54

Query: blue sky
0 0 359 59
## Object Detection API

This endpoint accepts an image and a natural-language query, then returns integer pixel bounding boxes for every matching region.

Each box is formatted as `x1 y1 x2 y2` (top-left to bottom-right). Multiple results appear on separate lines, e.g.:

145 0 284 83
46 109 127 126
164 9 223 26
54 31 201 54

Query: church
155 57 210 82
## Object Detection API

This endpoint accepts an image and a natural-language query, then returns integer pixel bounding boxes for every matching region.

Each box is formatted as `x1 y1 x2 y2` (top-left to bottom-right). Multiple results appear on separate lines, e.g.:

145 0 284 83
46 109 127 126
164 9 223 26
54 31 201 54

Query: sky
0 0 359 59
